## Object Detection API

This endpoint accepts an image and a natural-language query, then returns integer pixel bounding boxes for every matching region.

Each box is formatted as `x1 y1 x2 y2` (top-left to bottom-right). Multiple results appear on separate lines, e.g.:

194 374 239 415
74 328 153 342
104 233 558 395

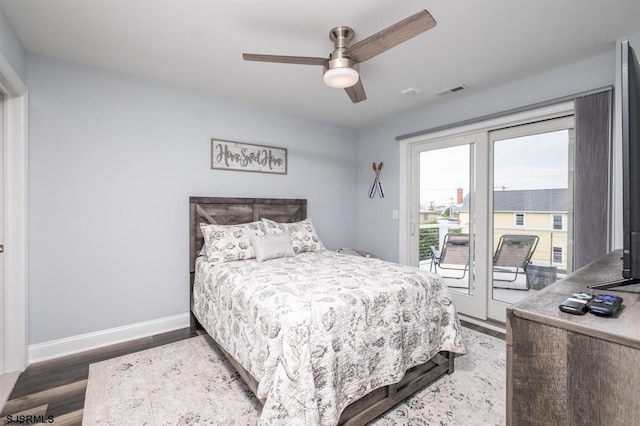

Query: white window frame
514 213 525 227
552 246 564 264
552 214 564 230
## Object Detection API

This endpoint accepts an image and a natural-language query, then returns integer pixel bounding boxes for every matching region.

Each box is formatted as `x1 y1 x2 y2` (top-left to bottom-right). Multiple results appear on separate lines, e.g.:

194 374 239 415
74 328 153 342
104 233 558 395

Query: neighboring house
421 190 465 224
419 209 459 223
419 210 439 223
458 188 569 272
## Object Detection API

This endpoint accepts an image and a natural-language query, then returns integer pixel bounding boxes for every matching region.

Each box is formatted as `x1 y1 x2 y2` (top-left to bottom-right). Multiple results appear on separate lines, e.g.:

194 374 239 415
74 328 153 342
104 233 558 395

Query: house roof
458 188 568 212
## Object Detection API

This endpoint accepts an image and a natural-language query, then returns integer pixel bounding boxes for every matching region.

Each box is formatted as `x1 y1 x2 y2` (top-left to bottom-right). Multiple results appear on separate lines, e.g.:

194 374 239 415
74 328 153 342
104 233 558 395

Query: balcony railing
418 221 466 262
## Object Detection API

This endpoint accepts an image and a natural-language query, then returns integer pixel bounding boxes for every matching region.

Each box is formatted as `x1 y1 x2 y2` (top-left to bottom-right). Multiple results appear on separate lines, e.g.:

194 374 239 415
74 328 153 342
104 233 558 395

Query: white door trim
399 101 574 322
407 134 490 320
0 49 28 373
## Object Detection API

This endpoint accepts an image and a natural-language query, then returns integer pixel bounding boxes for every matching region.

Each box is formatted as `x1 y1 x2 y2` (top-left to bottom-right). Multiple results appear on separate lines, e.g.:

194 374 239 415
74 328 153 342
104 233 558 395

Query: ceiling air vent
400 88 422 96
435 84 468 96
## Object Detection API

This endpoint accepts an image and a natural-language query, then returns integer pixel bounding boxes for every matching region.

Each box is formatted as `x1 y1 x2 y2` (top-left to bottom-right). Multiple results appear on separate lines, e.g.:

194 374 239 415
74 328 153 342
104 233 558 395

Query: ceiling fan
242 10 437 103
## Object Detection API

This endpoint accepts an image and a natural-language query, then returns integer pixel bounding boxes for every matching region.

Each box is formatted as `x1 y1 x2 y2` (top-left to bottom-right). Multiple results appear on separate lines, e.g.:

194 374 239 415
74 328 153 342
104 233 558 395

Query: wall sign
211 139 287 174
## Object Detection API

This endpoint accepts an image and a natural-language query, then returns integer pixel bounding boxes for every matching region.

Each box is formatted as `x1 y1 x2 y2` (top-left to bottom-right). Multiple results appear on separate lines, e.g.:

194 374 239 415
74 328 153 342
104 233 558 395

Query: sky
420 129 569 208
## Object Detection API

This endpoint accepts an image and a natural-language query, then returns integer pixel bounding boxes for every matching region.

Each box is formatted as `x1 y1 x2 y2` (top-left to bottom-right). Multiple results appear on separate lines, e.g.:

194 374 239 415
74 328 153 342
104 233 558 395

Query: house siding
459 211 569 271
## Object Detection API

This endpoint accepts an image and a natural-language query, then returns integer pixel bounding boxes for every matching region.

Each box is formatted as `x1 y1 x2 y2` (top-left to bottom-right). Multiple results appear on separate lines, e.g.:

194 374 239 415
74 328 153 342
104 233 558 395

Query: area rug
83 328 505 425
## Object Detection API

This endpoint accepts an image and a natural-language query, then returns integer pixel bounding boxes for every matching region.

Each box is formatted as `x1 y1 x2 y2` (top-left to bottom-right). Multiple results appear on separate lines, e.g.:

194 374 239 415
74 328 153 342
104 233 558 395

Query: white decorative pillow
198 215 218 257
261 218 325 253
200 221 265 263
250 233 295 262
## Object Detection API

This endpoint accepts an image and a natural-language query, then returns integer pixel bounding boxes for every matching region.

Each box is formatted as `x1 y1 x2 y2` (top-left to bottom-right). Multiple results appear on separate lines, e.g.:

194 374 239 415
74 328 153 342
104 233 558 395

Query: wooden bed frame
189 196 455 425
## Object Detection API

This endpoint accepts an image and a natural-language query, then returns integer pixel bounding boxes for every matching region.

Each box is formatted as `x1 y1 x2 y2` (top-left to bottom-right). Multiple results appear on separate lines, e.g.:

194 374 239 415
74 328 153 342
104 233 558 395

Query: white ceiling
1 0 639 129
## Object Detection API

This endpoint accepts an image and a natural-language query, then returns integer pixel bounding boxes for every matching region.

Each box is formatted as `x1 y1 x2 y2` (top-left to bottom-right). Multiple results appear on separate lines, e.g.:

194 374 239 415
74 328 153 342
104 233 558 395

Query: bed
189 197 466 425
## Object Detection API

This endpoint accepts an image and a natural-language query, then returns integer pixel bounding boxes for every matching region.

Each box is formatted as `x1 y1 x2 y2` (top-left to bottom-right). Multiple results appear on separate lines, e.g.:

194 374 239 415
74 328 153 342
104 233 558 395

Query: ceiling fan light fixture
323 67 359 88
323 57 359 89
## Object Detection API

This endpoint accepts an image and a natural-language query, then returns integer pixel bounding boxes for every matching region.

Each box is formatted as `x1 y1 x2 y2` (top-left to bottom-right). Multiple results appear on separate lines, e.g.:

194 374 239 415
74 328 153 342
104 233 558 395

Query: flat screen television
590 39 640 291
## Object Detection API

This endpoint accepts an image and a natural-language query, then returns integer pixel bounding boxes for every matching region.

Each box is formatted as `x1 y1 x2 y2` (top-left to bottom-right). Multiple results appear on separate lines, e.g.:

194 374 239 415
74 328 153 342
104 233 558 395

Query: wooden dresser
507 250 640 425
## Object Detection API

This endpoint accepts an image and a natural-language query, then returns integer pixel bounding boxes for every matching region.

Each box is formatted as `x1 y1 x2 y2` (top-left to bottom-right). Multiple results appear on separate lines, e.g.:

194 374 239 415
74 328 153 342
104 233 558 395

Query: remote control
587 294 623 316
559 297 589 315
571 292 593 300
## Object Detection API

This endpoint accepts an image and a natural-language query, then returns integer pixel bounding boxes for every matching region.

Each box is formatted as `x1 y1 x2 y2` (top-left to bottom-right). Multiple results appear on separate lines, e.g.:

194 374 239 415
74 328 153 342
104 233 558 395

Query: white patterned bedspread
192 250 466 426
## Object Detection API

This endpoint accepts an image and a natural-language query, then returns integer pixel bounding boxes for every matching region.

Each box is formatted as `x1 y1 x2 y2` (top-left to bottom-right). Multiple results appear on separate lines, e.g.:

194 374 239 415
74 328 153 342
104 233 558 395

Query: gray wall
356 51 616 262
27 55 358 344
22 40 636 345
0 7 26 82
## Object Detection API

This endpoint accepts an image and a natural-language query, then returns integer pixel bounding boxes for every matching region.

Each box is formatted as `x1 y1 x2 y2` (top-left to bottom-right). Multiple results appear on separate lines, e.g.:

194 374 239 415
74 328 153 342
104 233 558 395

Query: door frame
399 101 574 321
0 50 28 373
408 134 490 319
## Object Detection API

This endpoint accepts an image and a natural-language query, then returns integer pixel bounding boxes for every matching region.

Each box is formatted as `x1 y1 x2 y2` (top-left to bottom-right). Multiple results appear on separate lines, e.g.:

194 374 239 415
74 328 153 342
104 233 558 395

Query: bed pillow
200 221 265 263
261 218 326 253
250 233 296 262
198 214 219 257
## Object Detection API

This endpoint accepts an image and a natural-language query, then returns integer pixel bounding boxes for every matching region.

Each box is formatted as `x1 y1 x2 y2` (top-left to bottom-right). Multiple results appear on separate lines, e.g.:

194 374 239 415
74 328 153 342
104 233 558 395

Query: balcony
419 221 566 304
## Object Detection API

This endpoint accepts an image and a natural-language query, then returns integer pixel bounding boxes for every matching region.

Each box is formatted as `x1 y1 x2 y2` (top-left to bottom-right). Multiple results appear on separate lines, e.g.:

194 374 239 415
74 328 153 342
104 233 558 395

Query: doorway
1 92 4 373
409 133 491 319
0 57 28 377
403 103 575 322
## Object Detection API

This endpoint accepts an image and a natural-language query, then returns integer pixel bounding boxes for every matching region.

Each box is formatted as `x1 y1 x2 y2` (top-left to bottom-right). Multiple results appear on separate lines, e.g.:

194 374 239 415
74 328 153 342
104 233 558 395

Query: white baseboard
27 313 190 364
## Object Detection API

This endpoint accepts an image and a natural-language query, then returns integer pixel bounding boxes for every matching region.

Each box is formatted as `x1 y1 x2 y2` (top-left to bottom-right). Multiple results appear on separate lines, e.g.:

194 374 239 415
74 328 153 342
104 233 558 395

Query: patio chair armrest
430 246 440 260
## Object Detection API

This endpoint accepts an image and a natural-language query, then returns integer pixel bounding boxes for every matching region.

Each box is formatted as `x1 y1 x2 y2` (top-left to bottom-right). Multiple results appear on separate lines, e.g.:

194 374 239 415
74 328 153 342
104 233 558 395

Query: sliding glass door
488 116 574 320
409 134 490 319
405 104 575 322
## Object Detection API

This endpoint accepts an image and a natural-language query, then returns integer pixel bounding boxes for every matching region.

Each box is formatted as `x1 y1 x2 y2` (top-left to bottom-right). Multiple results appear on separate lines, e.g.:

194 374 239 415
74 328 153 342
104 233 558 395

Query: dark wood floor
460 319 506 340
0 327 203 425
0 319 503 425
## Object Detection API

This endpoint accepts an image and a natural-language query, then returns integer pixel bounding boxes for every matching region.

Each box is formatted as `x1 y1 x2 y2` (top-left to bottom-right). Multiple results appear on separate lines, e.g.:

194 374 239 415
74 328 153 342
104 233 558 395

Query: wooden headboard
189 197 307 273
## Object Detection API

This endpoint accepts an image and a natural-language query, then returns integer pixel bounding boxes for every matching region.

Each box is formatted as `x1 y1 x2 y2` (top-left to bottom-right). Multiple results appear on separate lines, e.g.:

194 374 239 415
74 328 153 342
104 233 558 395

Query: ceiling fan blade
345 78 367 103
344 10 436 63
242 53 327 66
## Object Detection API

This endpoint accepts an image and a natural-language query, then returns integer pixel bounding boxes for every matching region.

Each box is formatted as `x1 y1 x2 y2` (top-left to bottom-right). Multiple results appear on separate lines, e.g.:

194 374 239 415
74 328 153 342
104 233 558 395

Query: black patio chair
430 233 470 280
492 234 539 290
